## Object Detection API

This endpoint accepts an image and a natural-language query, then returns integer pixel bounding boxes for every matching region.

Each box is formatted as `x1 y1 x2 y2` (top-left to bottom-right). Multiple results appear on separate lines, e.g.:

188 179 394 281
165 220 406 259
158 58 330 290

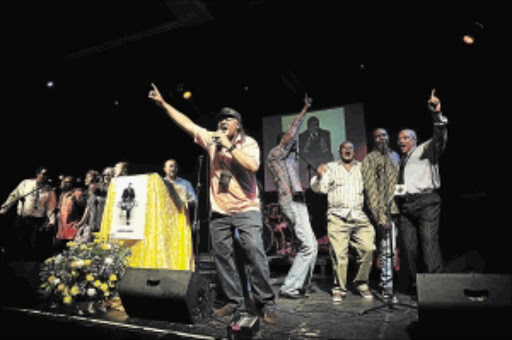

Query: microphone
212 126 228 143
380 143 388 155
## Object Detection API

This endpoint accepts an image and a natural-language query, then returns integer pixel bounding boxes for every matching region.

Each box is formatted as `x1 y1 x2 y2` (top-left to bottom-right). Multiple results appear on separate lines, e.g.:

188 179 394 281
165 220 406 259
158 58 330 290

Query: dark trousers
398 192 444 280
210 210 275 313
13 216 53 261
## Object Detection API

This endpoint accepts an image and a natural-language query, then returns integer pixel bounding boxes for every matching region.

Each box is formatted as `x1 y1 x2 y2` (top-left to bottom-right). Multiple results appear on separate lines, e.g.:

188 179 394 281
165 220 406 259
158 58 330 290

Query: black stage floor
1 256 509 340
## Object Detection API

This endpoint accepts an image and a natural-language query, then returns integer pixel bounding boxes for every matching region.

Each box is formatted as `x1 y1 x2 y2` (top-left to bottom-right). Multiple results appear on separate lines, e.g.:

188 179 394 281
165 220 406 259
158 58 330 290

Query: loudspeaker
118 268 212 324
417 273 511 338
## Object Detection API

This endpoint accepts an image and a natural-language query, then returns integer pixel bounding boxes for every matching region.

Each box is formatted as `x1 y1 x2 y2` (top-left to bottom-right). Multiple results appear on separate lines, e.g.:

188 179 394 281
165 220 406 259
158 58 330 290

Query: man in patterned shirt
311 141 375 302
267 96 318 299
362 128 400 299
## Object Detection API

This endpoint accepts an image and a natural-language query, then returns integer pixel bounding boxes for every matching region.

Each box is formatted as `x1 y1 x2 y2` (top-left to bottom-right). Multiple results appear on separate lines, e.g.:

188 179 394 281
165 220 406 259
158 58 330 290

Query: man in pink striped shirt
149 84 277 324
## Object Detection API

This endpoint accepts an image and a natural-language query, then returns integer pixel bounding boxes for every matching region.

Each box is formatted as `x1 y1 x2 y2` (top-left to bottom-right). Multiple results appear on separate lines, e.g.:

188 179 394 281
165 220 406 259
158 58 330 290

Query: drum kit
262 203 297 257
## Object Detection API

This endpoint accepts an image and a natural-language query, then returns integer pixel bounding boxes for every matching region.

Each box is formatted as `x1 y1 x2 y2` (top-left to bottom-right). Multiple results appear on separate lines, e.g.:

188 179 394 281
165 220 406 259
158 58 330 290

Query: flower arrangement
39 235 131 314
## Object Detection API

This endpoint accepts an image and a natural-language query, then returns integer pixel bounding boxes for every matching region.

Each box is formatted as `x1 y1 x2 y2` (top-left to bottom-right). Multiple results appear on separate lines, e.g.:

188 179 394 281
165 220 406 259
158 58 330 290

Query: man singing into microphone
148 84 278 324
0 166 57 261
362 128 400 299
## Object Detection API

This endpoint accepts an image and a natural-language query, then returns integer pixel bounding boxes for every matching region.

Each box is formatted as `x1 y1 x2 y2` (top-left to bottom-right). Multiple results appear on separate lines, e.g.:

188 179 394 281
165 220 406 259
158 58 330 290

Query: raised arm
280 95 312 149
148 83 198 137
426 89 448 161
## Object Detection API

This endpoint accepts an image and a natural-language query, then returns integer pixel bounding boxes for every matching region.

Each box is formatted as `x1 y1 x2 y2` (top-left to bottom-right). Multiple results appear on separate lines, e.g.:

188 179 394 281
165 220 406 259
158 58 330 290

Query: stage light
183 91 192 100
463 21 484 45
113 100 119 106
46 81 55 88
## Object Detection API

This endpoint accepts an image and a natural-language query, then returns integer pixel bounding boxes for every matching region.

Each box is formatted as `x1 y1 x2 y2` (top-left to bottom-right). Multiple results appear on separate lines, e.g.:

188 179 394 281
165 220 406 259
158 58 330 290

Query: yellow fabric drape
99 173 194 271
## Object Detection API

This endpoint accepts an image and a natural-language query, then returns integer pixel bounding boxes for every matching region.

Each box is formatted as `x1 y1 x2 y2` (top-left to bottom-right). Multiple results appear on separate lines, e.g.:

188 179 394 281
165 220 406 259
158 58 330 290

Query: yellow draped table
98 173 194 271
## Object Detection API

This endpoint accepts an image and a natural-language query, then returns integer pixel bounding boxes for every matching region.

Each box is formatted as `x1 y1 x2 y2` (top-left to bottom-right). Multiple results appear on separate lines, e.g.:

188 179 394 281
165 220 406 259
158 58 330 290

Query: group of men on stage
148 84 448 324
1 84 447 325
0 159 196 261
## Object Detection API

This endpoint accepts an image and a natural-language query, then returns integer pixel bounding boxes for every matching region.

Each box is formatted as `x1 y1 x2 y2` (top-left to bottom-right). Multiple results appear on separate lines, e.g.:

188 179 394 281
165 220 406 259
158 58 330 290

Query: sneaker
332 289 343 303
279 290 305 299
213 304 236 317
357 284 373 299
262 308 278 324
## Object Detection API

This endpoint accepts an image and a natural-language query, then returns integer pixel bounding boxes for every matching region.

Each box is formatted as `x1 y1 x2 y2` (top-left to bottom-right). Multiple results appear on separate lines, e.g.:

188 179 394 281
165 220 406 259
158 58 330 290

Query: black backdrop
1 2 509 272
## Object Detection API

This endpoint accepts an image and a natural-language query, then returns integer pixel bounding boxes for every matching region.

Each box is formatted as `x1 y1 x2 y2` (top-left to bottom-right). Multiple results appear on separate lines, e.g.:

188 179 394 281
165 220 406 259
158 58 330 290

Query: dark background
1 2 509 272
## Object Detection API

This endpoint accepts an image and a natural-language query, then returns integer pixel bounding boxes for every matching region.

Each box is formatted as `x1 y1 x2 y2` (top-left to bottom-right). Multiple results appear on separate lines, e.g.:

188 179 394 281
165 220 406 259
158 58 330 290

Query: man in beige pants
311 141 376 302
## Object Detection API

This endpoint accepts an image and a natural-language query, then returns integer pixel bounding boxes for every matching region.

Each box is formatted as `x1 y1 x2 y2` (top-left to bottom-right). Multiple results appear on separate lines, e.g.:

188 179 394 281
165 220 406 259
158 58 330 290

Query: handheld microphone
212 126 228 143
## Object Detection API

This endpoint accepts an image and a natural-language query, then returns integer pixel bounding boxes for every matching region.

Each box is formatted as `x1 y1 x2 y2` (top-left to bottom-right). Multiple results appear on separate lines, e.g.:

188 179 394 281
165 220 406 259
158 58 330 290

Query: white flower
87 288 97 297
53 278 61 285
54 255 64 264
104 257 114 265
75 260 84 268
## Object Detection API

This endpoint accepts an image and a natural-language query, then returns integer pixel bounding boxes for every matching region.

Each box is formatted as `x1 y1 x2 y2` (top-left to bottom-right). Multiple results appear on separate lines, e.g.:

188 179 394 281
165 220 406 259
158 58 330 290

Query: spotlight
46 81 55 88
183 91 192 100
463 21 484 45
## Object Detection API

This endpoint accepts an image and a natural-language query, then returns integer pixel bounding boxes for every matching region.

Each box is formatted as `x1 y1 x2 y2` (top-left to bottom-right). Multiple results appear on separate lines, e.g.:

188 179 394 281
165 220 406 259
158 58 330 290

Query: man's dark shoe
279 291 305 299
262 308 278 324
213 304 236 317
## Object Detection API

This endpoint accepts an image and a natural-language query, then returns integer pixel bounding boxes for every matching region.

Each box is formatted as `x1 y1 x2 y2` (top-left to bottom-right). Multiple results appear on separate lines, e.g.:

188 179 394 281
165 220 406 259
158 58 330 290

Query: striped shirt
310 160 368 221
194 126 260 215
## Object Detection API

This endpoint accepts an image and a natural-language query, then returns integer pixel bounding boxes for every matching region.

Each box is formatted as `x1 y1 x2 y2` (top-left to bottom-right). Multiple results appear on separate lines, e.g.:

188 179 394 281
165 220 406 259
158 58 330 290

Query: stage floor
1 256 508 339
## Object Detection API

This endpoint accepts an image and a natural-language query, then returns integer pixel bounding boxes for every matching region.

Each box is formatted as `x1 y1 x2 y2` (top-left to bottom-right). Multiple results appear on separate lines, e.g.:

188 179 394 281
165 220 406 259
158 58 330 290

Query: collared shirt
164 176 197 204
362 149 400 226
1 179 57 223
267 110 305 212
402 113 448 194
310 160 368 221
194 126 260 215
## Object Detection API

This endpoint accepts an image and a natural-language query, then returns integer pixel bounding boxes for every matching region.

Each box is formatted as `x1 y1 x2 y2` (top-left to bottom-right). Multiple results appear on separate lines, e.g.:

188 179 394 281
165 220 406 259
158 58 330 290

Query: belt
399 189 436 202
292 192 305 202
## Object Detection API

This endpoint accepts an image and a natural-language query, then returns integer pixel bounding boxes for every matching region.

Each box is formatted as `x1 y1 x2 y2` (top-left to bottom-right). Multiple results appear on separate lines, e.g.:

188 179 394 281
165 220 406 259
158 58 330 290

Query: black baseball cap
216 107 242 123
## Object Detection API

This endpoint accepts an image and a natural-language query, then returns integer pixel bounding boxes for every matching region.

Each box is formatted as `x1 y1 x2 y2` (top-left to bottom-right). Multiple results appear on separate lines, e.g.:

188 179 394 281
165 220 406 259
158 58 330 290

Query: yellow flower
71 286 80 296
86 274 94 281
93 238 101 244
109 274 117 282
84 259 92 266
72 270 77 277
100 283 108 292
103 290 110 297
93 280 101 288
57 284 65 291
80 244 88 250
48 276 56 283
118 240 124 246
66 241 76 248
63 296 72 304
102 244 111 250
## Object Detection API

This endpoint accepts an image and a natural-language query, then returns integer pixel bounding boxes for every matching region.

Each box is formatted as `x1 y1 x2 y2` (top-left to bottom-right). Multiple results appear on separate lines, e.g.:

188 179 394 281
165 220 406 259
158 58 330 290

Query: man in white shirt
396 89 448 282
311 142 375 302
1 166 57 260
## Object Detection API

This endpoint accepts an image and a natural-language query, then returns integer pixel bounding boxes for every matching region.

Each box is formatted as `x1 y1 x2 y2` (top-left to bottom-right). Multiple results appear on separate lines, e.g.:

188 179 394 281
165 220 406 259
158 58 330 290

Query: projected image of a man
299 116 334 180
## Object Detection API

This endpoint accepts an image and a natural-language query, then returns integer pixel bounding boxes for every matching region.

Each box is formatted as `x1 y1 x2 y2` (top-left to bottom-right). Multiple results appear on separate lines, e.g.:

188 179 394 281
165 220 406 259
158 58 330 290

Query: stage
2 254 509 340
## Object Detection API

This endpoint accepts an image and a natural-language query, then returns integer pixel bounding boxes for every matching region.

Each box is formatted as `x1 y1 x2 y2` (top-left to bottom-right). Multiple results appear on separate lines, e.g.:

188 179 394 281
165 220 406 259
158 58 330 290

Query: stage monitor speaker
416 273 511 338
118 268 212 324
